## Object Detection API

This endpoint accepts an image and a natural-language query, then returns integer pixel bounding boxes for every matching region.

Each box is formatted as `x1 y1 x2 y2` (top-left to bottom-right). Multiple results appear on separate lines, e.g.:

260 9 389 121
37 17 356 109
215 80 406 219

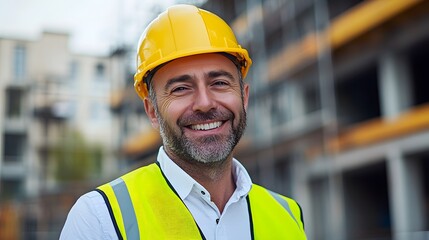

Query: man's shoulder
60 190 115 239
73 190 109 214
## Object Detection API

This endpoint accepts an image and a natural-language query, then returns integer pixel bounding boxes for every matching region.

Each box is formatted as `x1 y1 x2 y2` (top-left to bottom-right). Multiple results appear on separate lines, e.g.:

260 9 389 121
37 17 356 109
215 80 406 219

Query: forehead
151 53 239 83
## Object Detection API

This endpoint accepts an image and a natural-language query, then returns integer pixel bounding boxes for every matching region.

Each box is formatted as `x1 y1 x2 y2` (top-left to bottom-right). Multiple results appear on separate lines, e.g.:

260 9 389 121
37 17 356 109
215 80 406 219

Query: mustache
178 109 233 126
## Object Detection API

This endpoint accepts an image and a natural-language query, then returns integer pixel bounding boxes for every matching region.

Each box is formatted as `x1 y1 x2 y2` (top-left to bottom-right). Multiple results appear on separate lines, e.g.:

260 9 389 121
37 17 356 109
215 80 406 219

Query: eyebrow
206 70 235 82
164 74 193 92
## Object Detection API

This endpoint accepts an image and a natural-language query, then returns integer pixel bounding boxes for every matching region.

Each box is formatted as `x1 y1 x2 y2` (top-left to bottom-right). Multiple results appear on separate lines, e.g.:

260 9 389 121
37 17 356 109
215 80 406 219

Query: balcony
3 117 29 133
1 157 26 178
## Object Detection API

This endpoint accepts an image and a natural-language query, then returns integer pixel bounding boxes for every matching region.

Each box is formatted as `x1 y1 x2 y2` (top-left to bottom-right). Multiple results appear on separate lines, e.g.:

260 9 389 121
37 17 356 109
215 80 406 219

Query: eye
171 86 190 94
212 81 229 87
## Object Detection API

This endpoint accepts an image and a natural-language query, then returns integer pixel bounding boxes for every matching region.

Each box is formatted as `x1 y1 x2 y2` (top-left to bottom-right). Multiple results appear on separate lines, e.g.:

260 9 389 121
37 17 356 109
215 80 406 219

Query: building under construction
119 0 429 239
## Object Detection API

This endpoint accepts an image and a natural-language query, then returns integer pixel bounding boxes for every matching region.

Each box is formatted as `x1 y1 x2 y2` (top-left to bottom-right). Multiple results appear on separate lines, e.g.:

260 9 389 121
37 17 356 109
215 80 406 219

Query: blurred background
0 0 428 239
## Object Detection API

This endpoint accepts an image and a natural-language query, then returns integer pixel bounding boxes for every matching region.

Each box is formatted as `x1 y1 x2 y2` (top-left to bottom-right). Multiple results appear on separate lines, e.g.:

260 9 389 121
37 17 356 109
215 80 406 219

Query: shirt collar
157 147 253 201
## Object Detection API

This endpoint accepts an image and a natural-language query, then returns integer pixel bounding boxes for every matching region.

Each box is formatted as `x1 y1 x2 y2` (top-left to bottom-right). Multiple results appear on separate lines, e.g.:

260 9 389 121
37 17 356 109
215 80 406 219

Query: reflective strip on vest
110 178 139 239
267 190 299 227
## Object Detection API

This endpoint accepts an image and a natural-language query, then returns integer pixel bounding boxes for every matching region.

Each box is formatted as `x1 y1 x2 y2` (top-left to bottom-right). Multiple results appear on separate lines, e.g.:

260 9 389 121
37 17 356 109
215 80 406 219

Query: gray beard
156 108 247 165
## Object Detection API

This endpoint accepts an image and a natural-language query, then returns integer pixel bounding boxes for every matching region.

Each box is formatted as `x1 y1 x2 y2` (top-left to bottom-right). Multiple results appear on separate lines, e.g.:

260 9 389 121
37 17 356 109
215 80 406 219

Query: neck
166 148 236 213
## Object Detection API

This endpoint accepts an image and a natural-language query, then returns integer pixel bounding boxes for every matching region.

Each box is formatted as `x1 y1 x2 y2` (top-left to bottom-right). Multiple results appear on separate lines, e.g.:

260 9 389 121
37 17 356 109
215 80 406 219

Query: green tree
50 129 103 182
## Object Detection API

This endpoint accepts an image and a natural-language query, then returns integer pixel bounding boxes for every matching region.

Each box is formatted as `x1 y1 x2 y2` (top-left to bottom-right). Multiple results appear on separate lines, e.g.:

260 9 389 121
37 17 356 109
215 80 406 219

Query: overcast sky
0 0 181 55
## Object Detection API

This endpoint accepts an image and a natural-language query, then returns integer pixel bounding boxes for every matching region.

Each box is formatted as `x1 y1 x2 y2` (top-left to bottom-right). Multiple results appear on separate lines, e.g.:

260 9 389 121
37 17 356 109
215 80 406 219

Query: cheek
223 88 244 105
218 93 245 118
157 97 186 124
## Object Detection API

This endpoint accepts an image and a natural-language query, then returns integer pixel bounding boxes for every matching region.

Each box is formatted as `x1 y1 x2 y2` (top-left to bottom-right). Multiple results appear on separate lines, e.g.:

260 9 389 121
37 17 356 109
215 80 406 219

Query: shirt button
201 191 205 195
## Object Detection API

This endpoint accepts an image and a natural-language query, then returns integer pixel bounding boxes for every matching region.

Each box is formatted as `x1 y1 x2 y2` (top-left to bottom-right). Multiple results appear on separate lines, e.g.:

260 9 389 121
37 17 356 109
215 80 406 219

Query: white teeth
191 121 222 131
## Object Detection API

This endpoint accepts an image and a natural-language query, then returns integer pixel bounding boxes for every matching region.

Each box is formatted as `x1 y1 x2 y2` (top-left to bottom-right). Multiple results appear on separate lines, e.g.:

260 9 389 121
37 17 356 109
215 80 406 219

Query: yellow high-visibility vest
97 163 306 240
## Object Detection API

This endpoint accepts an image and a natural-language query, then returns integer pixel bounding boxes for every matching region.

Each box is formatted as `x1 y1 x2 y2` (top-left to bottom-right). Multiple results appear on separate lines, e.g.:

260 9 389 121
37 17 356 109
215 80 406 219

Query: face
144 53 249 165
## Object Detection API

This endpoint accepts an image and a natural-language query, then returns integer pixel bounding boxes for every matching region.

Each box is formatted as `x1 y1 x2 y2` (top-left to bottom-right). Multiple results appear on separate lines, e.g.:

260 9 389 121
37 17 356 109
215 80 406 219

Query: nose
192 87 216 112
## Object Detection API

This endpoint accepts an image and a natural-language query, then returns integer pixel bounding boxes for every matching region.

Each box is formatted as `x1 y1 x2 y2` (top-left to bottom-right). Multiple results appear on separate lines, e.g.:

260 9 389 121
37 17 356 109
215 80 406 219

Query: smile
190 121 223 131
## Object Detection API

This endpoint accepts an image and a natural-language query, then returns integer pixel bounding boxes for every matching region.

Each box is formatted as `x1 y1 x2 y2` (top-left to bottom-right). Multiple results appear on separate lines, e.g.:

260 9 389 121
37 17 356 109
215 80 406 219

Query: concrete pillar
378 51 413 120
291 149 312 239
327 172 346 240
387 149 425 240
309 177 330 240
406 156 426 238
387 149 409 240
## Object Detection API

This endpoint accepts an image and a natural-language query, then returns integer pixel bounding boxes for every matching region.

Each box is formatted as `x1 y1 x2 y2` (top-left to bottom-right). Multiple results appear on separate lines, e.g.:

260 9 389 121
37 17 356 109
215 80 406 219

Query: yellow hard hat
134 4 252 99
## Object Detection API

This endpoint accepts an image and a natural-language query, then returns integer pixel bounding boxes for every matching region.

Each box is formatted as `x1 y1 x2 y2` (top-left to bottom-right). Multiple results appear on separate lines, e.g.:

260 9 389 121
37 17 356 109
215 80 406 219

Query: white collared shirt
60 147 253 240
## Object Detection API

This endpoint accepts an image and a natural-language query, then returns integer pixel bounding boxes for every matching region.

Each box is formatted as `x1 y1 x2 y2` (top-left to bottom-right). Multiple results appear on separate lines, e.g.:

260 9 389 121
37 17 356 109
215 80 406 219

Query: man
61 4 306 240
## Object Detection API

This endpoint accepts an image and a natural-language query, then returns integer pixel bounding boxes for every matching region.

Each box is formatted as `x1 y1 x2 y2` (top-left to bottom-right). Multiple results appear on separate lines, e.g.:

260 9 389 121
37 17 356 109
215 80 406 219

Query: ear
143 98 160 129
243 83 250 111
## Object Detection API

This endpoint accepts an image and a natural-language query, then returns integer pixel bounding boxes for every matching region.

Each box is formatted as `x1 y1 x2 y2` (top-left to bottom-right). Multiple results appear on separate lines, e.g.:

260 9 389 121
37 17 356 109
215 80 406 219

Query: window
335 65 381 126
0 179 23 200
6 88 24 118
14 45 26 79
304 85 321 114
274 157 291 194
409 38 429 106
3 133 26 162
343 162 391 239
95 63 105 80
92 62 110 96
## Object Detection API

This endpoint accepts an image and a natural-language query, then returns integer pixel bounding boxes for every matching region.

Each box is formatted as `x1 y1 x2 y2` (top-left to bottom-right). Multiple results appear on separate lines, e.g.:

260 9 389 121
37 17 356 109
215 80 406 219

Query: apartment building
117 0 429 239
0 31 119 238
